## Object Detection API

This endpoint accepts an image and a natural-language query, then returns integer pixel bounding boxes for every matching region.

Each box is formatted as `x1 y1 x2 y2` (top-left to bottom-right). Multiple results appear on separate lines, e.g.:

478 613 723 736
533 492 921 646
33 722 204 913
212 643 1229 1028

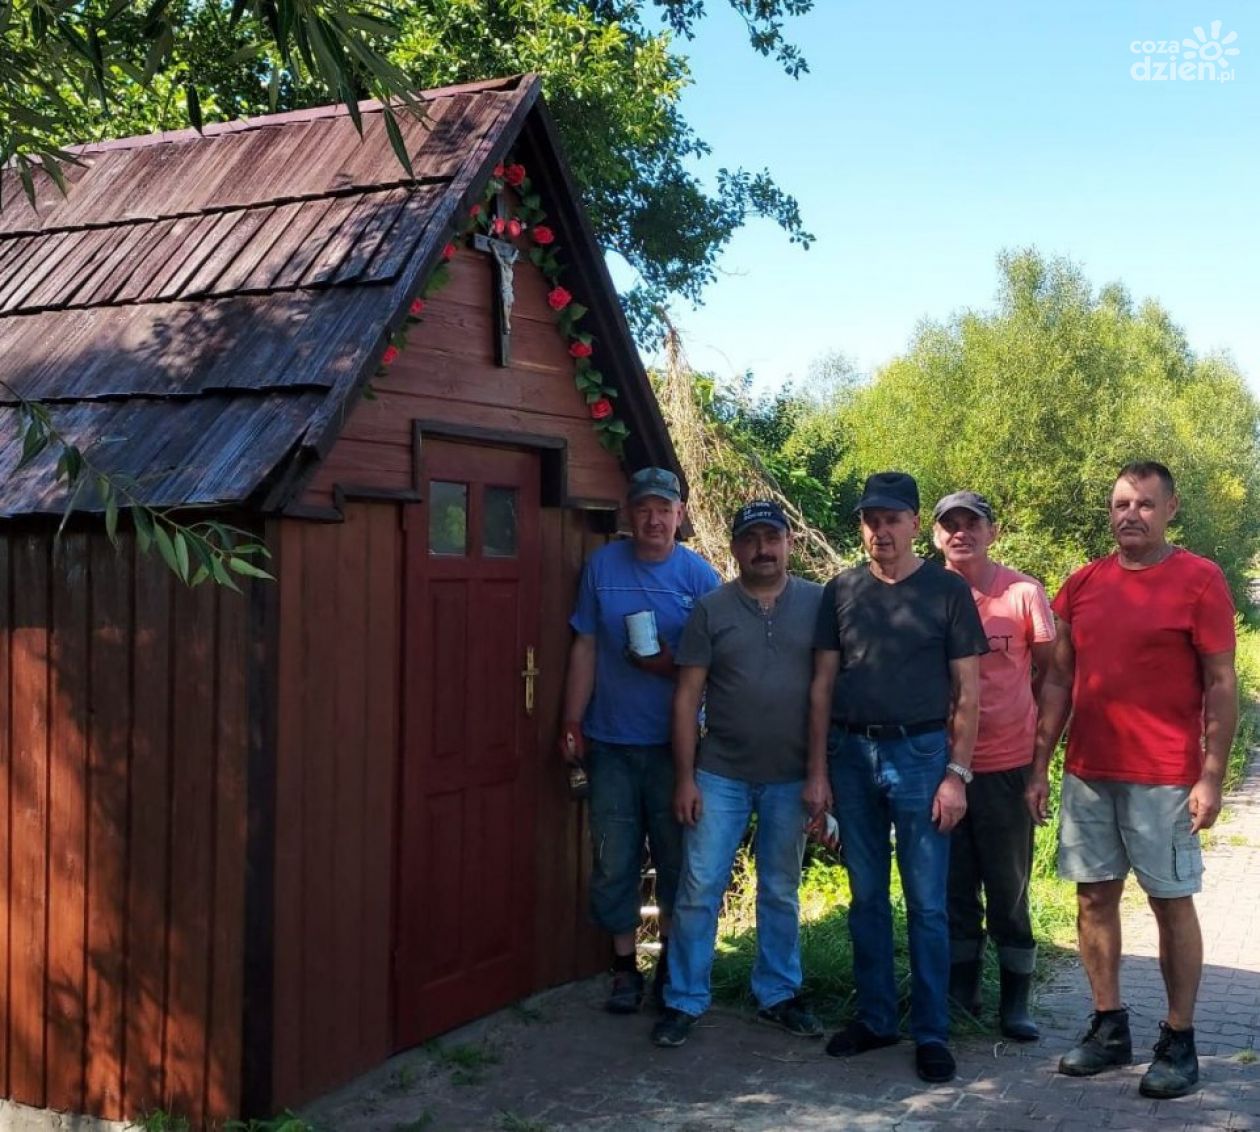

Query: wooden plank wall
0 526 249 1126
532 508 610 988
301 246 624 509
270 505 399 1109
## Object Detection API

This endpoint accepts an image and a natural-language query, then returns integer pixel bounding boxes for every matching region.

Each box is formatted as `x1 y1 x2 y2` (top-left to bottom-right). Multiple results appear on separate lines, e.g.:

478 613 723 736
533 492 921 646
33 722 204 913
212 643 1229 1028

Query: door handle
521 645 541 716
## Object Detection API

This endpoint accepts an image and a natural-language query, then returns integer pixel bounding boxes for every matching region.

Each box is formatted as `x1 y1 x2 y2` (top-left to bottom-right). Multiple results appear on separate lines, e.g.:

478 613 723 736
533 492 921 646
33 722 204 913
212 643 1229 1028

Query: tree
825 249 1260 598
2 0 814 332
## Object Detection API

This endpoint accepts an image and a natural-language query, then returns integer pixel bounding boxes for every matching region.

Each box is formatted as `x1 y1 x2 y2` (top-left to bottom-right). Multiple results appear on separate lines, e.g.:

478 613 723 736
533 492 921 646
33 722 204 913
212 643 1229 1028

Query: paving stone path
307 758 1260 1132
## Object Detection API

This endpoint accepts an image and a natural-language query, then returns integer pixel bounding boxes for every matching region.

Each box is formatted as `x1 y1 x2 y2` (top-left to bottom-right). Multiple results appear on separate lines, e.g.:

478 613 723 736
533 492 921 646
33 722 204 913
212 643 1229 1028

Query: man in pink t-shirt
1026 462 1238 1100
933 491 1055 1043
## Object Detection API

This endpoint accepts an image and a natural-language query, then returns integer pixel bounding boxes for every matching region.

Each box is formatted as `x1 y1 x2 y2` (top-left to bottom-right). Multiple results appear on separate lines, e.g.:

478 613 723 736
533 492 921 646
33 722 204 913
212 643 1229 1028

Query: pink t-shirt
966 563 1056 773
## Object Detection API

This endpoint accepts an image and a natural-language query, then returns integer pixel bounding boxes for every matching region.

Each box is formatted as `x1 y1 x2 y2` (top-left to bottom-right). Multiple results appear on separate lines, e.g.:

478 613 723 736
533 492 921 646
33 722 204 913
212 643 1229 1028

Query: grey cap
932 490 995 523
627 466 682 503
854 471 919 513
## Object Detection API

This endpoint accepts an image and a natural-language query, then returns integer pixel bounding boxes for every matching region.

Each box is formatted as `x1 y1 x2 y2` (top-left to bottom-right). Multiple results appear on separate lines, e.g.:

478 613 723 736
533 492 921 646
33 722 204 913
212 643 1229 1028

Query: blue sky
622 1 1258 396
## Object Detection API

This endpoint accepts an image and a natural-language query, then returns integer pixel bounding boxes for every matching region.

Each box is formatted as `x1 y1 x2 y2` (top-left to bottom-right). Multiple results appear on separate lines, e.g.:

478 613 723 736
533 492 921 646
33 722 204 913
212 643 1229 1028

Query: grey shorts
1057 773 1203 898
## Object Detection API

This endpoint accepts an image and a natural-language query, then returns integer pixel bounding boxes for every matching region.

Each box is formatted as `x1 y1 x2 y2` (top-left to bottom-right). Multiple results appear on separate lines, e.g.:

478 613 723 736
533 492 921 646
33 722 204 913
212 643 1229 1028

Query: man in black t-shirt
806 471 986 1085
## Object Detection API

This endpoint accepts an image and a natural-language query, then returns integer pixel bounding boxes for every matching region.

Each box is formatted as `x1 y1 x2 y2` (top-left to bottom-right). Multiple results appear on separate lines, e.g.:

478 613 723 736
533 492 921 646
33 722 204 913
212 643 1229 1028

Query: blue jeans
665 769 808 1016
830 727 951 1045
587 741 681 934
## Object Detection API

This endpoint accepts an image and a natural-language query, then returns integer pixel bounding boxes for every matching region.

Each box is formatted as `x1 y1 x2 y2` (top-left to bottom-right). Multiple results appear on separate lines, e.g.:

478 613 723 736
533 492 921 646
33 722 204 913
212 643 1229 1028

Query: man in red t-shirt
933 491 1055 1043
1026 462 1238 1100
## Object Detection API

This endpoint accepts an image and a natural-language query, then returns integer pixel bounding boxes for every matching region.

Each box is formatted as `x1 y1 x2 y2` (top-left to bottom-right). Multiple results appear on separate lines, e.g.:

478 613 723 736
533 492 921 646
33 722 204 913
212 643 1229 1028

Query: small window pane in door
483 487 519 558
429 482 468 555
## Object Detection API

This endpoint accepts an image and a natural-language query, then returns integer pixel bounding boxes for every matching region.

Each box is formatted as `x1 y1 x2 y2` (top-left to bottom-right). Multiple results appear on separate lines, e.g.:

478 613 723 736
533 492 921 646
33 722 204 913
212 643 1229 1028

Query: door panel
394 440 541 1048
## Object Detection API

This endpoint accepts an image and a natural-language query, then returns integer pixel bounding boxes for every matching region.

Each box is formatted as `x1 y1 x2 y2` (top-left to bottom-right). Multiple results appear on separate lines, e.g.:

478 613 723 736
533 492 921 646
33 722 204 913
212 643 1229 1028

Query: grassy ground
711 621 1260 1023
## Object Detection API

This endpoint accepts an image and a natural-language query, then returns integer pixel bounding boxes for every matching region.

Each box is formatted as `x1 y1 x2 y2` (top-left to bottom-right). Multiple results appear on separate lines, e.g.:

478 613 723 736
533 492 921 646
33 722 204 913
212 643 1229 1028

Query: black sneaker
605 969 645 1014
1139 1022 1199 1099
915 1041 957 1084
757 996 824 1038
651 1007 697 1048
824 1020 900 1058
1058 1008 1132 1076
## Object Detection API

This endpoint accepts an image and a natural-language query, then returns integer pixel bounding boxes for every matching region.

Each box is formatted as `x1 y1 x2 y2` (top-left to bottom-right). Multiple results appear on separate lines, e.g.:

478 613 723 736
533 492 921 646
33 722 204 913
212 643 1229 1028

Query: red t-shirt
1051 549 1236 785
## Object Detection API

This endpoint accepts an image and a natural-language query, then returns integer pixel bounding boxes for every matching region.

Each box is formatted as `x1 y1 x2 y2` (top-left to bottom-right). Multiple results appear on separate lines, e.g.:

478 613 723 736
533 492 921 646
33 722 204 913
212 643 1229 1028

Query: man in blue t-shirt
561 467 721 1014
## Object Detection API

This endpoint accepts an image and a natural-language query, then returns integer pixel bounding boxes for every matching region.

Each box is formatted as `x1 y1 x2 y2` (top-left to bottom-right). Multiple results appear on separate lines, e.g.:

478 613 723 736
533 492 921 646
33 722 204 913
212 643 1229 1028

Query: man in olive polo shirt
651 500 825 1047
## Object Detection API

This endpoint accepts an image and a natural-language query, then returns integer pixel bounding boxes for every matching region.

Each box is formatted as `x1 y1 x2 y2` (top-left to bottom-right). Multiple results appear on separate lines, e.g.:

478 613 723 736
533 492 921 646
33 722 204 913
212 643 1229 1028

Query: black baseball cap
626 466 682 503
932 490 995 523
853 471 920 513
731 500 789 538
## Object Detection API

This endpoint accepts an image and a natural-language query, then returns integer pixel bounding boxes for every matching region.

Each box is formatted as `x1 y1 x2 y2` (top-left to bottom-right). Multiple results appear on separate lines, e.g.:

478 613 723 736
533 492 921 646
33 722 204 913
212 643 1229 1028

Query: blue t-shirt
570 539 721 745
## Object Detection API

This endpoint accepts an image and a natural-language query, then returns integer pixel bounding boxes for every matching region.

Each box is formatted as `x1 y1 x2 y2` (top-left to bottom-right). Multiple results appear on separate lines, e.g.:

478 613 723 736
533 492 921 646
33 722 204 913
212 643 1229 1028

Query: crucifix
471 191 520 366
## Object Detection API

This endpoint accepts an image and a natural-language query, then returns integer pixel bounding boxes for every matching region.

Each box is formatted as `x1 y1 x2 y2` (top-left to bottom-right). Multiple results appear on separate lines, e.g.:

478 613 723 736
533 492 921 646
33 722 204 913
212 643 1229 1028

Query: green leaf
190 564 210 586
104 490 119 544
173 530 190 581
154 524 179 576
568 302 588 323
382 106 414 178
228 557 274 580
17 427 49 470
134 507 154 554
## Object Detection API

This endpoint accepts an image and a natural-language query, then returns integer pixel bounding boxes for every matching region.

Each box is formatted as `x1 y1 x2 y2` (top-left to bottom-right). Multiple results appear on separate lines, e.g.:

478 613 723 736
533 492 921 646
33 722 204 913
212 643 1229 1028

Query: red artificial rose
442 242 456 261
547 286 572 311
506 218 523 239
532 225 555 246
409 298 425 317
569 341 593 358
469 203 482 217
504 163 526 187
491 216 507 236
381 344 399 365
589 398 613 420
493 162 506 178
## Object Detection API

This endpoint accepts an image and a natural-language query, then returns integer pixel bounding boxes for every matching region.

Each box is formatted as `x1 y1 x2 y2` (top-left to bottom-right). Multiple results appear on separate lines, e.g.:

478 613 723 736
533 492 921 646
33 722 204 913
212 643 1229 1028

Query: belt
842 719 946 740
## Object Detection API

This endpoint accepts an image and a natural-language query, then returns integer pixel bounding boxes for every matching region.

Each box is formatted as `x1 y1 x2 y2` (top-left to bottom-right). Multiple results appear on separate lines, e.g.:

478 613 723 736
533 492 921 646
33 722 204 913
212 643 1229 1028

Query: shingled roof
0 74 677 516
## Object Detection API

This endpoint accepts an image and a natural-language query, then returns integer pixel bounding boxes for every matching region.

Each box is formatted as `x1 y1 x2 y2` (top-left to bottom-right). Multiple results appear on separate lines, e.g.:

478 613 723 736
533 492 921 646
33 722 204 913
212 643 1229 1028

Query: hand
558 722 585 765
1025 770 1050 826
674 777 703 826
805 810 841 852
1188 774 1223 834
802 774 833 818
932 773 967 833
629 637 675 678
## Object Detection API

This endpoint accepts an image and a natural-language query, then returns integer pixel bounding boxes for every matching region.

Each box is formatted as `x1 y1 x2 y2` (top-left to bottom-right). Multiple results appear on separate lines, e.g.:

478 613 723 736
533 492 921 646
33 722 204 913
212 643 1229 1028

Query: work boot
948 959 982 1017
1058 1008 1132 1076
1139 1022 1199 1098
998 967 1039 1042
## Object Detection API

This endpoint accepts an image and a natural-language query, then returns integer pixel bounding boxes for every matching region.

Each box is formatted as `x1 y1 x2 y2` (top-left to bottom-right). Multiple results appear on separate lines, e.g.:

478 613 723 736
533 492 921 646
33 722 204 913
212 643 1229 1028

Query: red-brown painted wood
394 441 541 1047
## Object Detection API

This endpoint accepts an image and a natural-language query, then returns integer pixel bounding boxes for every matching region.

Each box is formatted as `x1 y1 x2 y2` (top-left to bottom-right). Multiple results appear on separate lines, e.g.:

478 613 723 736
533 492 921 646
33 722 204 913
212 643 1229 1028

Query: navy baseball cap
854 471 920 513
932 490 995 523
731 500 789 537
626 467 682 503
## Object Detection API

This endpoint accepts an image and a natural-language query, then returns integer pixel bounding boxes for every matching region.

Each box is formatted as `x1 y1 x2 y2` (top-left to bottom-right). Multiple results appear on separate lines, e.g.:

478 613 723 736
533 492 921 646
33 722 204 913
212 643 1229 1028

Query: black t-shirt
813 559 988 726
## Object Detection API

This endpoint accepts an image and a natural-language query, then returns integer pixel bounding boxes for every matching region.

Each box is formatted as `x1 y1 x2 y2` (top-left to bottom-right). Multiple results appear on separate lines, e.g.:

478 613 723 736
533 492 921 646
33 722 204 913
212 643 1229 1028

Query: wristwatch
946 761 974 785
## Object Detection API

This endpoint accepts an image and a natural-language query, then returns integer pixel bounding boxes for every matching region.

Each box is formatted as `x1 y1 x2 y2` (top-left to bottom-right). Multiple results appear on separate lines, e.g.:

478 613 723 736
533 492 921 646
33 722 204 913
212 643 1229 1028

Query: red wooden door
394 440 541 1047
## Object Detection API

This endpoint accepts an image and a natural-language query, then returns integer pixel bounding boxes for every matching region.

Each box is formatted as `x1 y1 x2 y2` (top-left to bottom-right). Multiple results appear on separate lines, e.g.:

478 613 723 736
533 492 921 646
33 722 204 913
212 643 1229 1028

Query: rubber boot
998 967 1039 1042
1059 1008 1132 1076
948 960 982 1017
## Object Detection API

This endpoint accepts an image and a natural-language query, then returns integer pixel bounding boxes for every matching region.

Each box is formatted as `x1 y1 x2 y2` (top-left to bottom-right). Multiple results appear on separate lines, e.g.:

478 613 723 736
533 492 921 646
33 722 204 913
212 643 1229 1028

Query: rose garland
374 158 630 455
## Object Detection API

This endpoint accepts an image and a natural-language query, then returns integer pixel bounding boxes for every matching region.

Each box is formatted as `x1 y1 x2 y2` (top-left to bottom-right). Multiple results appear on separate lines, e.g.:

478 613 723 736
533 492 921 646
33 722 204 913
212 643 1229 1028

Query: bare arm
1026 620 1075 823
1030 639 1056 703
804 650 839 817
671 665 708 825
559 633 596 763
932 654 979 834
1190 650 1238 833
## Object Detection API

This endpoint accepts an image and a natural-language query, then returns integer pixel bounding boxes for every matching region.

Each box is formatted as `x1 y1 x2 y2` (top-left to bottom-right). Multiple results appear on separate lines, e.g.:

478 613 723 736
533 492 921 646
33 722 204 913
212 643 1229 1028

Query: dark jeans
947 764 1036 972
587 740 681 935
